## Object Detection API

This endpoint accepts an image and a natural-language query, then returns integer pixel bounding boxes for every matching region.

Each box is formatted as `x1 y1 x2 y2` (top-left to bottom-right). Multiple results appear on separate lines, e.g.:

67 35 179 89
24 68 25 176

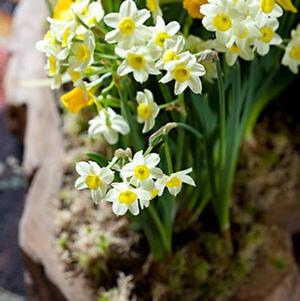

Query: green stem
175 94 186 171
183 16 193 38
223 228 233 256
175 123 202 141
216 59 226 172
116 80 143 150
164 137 174 174
148 206 171 252
159 82 173 101
45 0 53 16
159 99 178 109
101 81 115 95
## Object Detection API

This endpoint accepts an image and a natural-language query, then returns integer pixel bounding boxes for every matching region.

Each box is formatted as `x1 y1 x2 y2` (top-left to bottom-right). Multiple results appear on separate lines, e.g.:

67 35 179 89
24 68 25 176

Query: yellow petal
53 0 74 21
60 87 92 113
276 0 298 12
261 0 276 13
183 0 208 19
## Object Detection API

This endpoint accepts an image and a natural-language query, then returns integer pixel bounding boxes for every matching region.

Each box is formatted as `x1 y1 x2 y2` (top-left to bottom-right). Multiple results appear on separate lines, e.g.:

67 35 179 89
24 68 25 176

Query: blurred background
0 0 26 300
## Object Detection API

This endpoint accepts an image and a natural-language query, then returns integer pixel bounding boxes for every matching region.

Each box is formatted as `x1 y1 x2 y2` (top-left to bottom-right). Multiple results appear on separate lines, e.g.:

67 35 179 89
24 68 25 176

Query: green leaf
86 152 109 166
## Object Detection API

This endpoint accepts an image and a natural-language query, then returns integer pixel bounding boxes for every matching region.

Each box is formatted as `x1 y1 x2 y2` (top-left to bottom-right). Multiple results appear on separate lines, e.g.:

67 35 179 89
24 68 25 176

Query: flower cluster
104 0 206 94
75 150 195 216
36 0 103 88
282 24 300 73
201 0 283 65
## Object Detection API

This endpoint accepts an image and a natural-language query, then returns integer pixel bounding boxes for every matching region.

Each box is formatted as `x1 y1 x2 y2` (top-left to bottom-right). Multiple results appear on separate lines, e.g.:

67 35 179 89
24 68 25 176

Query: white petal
136 91 145 104
135 9 150 26
136 188 151 201
100 168 114 184
103 128 119 144
105 189 119 202
174 81 188 95
75 162 91 176
142 118 155 133
117 61 132 76
133 150 145 163
188 76 202 94
181 175 196 186
168 185 182 197
140 198 150 209
111 117 130 134
105 29 120 43
145 153 160 167
160 72 173 84
91 189 104 204
144 89 153 103
120 0 137 17
89 161 101 173
156 176 168 196
128 201 140 215
104 13 120 28
151 167 164 179
133 70 149 83
166 21 180 35
272 34 282 45
120 162 135 178
176 167 193 176
75 177 87 190
112 202 128 215
155 16 166 30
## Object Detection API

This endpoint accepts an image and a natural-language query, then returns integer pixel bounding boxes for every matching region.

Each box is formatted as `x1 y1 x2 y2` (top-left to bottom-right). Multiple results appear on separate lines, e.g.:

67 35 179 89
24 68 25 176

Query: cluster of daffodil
200 0 286 65
37 0 300 258
75 149 195 216
104 0 206 94
36 0 104 89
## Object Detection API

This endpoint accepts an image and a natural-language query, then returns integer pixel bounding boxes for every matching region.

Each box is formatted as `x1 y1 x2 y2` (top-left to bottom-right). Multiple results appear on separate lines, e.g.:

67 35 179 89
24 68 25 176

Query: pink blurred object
0 47 10 111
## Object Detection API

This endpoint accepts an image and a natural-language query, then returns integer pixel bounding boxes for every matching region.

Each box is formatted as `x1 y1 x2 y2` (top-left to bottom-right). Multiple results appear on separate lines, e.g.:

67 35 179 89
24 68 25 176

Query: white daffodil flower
254 18 282 56
45 54 63 89
248 0 283 21
69 31 95 72
104 0 151 49
116 46 160 83
187 36 217 83
156 36 185 69
37 36 68 89
200 0 284 66
282 24 300 74
47 18 76 49
75 161 114 203
105 182 151 216
225 17 260 50
160 52 206 95
136 89 160 133
224 43 254 66
149 16 180 49
72 0 104 28
156 168 195 197
121 150 163 187
201 0 240 45
88 108 130 145
142 179 160 201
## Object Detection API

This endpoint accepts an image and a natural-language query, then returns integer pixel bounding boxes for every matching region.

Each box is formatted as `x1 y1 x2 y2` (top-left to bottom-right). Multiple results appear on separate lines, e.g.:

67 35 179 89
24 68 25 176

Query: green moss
194 260 210 282
57 235 68 250
97 234 110 254
270 254 287 271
